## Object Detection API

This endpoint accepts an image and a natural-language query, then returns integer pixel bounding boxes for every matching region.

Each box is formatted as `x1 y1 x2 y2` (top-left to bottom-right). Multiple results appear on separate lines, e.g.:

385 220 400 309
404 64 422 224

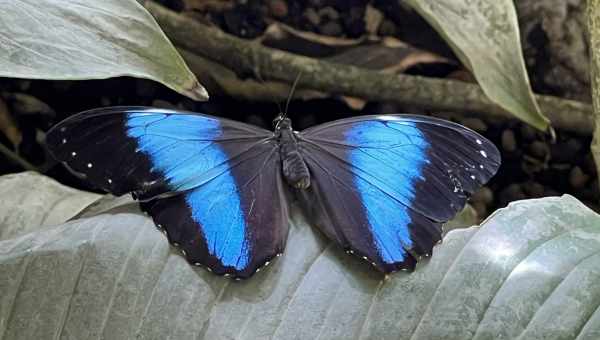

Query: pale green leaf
0 0 208 100
2 172 600 339
405 0 550 131
0 171 100 241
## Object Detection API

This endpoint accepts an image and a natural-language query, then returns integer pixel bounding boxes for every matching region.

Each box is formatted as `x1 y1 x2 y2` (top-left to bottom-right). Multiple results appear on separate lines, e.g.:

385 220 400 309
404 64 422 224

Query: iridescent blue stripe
126 111 249 269
346 120 428 263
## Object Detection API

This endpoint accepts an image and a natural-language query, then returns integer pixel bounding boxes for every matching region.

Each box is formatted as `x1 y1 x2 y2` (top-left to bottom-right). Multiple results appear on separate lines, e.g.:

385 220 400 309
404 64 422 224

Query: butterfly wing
297 115 500 273
47 107 289 278
46 106 273 199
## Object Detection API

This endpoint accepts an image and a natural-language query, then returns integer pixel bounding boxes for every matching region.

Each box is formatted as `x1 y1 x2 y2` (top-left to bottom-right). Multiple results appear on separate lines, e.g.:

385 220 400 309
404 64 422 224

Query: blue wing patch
126 112 250 269
126 112 228 192
185 177 250 270
346 121 429 263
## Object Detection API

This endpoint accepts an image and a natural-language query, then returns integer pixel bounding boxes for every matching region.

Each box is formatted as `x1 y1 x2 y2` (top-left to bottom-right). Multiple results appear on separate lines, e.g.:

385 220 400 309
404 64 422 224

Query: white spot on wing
87 163 93 168
71 152 77 157
62 138 67 144
107 178 112 184
480 150 487 158
476 139 482 145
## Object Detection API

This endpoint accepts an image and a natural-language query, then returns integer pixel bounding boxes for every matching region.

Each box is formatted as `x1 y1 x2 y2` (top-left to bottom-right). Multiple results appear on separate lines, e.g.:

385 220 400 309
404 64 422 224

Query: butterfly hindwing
140 140 289 278
297 115 500 273
47 107 289 277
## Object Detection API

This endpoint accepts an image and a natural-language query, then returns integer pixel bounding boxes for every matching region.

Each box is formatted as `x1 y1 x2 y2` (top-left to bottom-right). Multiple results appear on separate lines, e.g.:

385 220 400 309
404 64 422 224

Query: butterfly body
46 107 500 279
276 117 311 189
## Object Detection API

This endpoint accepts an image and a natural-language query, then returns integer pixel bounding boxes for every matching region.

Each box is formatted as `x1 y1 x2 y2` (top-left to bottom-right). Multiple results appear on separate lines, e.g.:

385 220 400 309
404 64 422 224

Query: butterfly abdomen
278 128 311 190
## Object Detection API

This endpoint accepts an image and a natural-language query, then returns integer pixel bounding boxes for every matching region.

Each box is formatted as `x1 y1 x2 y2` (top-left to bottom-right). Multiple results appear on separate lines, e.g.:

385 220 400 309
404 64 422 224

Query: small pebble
522 181 545 197
303 7 321 26
318 6 339 20
566 138 583 154
569 166 590 189
472 201 487 218
460 118 487 133
268 0 288 18
319 20 343 36
519 123 537 141
471 186 494 206
501 129 517 152
378 19 397 36
343 6 366 37
528 141 549 159
550 140 581 163
499 184 526 206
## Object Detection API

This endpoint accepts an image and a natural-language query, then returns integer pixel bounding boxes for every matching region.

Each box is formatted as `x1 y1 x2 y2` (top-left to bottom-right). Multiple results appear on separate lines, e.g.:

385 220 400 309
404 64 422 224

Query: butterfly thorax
275 117 311 190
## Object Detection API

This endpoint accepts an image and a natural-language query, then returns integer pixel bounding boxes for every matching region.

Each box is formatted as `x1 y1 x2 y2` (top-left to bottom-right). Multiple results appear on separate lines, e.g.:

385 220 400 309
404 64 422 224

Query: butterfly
46 106 500 279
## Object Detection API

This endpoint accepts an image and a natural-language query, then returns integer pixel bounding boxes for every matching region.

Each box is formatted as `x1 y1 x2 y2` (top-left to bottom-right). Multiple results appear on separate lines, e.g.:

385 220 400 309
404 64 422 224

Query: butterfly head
273 115 293 131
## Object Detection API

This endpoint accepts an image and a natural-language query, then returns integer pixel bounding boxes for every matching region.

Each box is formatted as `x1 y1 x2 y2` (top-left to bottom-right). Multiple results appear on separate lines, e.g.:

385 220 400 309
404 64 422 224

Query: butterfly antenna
282 72 302 120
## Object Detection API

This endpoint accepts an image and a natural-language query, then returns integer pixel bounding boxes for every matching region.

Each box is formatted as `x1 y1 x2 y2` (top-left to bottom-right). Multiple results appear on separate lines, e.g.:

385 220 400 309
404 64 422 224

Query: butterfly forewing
46 107 289 278
297 115 500 273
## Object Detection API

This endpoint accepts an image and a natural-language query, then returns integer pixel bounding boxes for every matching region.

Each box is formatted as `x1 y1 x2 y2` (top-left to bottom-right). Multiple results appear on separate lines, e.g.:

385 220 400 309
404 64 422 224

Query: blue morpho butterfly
46 105 500 279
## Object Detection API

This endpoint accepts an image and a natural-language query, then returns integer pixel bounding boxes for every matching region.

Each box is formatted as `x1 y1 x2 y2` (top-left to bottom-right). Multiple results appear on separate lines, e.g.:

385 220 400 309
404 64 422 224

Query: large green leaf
405 0 550 132
1 172 600 339
0 0 208 101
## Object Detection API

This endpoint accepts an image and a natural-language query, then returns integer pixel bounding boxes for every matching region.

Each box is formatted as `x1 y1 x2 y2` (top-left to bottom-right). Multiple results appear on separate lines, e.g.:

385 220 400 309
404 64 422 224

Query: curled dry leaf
257 23 452 109
4 92 55 117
